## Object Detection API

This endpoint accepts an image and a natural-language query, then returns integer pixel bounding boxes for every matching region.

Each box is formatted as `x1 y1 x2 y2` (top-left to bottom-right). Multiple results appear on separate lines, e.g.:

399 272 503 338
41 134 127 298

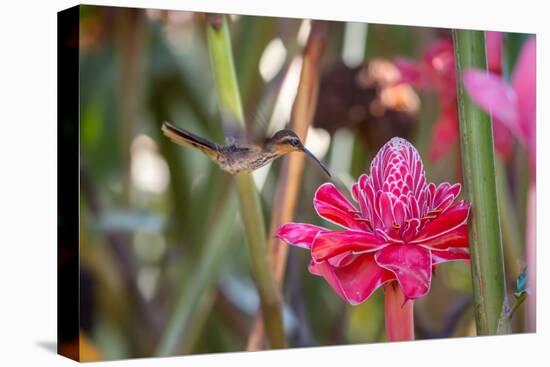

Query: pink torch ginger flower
394 34 512 160
463 37 536 177
277 137 470 304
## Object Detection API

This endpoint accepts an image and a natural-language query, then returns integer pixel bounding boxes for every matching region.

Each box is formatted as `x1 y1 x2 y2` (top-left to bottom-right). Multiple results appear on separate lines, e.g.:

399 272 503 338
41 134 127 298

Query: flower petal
394 58 429 88
313 183 364 230
512 37 536 175
431 248 470 265
276 223 326 249
327 252 357 267
493 119 514 160
308 259 322 275
429 105 459 161
379 192 395 228
402 218 420 242
432 182 461 211
512 37 536 141
310 254 395 305
463 69 520 134
486 31 503 74
311 230 387 262
375 245 432 299
418 224 469 250
411 201 470 244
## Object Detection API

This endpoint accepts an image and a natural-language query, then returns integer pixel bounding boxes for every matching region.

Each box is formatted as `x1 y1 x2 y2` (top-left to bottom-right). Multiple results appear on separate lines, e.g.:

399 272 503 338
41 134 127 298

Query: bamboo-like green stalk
453 29 508 335
205 14 286 349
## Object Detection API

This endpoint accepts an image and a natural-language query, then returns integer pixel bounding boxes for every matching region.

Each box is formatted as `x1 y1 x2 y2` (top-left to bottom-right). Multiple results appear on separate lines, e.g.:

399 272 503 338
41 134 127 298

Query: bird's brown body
161 122 330 176
216 145 279 174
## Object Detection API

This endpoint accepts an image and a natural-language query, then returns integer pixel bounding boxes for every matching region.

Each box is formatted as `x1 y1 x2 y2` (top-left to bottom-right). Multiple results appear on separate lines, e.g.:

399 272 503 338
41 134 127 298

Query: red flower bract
277 137 470 304
394 34 512 161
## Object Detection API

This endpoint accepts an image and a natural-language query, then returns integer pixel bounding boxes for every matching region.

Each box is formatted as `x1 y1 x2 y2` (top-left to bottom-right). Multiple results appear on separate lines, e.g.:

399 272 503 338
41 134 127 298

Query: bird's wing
218 110 250 147
161 122 220 161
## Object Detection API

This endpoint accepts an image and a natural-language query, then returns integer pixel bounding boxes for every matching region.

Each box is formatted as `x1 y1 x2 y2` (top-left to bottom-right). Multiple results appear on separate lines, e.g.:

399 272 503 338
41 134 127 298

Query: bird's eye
291 139 299 146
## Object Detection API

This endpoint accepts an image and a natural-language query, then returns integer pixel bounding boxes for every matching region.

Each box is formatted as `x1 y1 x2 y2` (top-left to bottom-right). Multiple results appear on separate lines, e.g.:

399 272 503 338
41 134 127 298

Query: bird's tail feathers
161 122 219 160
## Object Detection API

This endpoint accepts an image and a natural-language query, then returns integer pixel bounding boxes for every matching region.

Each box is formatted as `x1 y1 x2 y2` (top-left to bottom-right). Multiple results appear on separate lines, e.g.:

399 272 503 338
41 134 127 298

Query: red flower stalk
277 137 470 340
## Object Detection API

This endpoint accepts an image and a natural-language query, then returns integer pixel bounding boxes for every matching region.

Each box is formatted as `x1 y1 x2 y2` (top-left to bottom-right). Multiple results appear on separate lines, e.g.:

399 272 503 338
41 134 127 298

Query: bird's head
267 129 304 153
267 129 331 177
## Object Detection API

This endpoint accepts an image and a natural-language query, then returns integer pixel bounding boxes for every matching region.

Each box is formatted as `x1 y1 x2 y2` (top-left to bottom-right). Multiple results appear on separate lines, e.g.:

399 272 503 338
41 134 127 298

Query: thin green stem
206 14 245 123
205 14 286 349
156 195 238 356
495 158 524 279
453 29 508 335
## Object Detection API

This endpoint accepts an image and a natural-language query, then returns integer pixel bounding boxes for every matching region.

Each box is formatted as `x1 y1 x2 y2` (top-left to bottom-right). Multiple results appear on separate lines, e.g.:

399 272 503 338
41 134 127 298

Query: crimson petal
431 248 470 265
486 32 503 73
310 254 395 305
375 245 432 299
432 182 461 211
327 252 358 267
311 230 387 262
314 183 364 230
308 259 322 276
411 201 470 244
394 58 429 87
276 223 326 249
418 224 469 250
429 106 459 161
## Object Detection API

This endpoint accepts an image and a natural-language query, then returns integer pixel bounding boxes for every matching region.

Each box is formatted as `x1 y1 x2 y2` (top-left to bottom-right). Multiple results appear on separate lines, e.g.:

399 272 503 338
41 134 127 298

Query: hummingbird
161 122 331 176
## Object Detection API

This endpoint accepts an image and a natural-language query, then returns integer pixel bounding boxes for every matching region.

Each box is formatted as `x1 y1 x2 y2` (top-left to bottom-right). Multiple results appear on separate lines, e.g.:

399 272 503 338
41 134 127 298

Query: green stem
205 14 286 349
384 282 414 341
156 195 238 356
515 145 529 238
495 158 524 279
453 29 508 335
206 14 244 123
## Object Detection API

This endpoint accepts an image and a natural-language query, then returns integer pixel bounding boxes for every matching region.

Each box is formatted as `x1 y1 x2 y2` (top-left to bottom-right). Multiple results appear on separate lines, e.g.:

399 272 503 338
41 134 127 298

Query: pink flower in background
394 39 458 161
277 137 470 304
486 31 503 74
485 32 514 159
394 39 457 99
394 34 512 160
463 37 536 176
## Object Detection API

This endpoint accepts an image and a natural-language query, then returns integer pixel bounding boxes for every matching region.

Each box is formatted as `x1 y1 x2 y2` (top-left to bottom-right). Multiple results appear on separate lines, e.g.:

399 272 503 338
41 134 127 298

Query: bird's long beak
302 147 331 177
